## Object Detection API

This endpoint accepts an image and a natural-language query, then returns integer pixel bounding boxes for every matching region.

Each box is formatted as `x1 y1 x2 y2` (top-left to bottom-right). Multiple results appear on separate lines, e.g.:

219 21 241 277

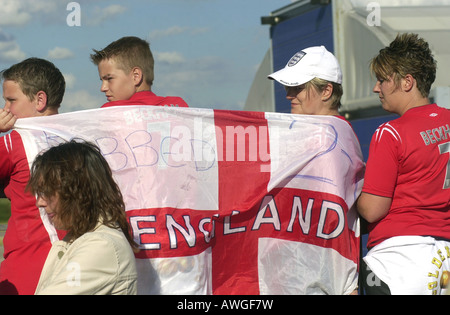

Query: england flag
14 105 364 295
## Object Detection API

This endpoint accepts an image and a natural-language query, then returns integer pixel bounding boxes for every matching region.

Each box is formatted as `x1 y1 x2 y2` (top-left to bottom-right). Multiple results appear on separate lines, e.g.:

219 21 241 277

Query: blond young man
90 36 188 108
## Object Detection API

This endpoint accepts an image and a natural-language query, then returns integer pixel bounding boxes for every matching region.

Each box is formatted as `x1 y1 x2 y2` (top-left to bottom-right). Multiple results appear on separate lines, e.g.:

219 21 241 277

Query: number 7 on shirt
439 142 450 189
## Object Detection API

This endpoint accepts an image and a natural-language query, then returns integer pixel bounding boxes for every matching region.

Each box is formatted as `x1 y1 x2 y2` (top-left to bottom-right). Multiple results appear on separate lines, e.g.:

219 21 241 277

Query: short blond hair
91 36 155 87
306 77 343 110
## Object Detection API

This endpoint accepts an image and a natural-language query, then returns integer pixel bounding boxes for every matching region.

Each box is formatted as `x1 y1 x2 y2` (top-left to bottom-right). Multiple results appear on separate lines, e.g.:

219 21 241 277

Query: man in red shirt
0 58 66 294
357 33 450 295
90 36 188 108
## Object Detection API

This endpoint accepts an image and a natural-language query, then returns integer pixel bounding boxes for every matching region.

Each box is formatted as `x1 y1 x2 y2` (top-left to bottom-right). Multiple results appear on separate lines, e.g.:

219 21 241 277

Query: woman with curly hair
28 140 138 295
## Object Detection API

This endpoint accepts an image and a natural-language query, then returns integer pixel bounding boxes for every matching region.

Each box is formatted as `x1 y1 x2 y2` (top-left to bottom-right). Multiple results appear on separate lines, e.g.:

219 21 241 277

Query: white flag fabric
14 105 364 295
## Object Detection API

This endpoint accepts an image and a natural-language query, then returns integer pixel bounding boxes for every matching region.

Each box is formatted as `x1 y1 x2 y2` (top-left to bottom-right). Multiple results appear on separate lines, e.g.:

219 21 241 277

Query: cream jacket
35 223 137 295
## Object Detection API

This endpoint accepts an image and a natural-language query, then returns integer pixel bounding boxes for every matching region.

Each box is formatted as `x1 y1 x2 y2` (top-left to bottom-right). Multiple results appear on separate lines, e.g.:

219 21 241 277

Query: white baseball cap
268 46 342 87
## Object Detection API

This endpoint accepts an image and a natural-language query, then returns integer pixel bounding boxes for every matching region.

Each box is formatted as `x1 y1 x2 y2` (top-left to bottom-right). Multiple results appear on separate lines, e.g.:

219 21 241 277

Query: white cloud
47 47 75 60
0 31 26 62
149 26 209 40
87 4 127 26
0 44 26 62
102 4 127 15
0 1 32 26
0 0 63 26
153 55 244 109
61 89 105 113
157 56 229 87
63 73 77 89
155 51 186 65
0 1 127 27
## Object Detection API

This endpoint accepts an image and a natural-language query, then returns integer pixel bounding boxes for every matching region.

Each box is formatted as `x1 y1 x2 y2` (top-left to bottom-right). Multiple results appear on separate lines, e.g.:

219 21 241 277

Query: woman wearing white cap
268 46 359 296
268 46 344 118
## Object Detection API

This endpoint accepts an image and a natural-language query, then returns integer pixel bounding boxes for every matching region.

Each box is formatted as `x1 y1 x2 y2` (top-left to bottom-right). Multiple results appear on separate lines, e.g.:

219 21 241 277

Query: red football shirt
0 131 64 294
363 104 450 248
101 91 189 108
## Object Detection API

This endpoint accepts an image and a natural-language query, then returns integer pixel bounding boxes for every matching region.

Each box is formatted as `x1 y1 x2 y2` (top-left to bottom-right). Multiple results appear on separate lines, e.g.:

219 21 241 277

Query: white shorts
364 236 450 295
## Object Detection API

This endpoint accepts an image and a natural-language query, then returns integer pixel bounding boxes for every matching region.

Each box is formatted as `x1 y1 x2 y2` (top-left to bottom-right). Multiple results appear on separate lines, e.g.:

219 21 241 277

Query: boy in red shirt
90 36 188 108
0 58 66 294
357 33 450 294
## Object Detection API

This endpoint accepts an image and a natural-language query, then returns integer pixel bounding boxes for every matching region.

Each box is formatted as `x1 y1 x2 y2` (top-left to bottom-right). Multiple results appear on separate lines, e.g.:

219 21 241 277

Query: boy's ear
131 67 144 86
35 91 48 112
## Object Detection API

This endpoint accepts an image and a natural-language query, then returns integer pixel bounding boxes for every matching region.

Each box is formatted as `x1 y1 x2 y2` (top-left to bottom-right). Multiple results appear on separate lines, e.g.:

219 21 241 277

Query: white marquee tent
245 0 450 114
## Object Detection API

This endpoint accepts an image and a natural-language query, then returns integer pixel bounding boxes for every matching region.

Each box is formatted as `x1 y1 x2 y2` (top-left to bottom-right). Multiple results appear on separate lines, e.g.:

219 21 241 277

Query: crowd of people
0 32 449 295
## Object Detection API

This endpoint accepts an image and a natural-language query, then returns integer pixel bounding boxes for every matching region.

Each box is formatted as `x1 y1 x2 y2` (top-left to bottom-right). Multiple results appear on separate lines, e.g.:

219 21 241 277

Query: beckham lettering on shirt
420 124 450 146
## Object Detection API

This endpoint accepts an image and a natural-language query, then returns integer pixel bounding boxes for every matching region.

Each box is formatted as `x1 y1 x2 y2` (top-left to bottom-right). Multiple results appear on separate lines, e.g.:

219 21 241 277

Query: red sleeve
362 123 401 198
0 132 13 188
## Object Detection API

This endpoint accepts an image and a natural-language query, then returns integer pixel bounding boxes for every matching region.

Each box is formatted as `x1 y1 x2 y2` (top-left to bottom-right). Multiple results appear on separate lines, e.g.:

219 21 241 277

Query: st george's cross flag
13 105 364 295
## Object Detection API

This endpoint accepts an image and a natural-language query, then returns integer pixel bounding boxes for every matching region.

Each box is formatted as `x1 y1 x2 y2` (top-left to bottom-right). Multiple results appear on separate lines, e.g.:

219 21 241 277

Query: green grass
0 199 11 224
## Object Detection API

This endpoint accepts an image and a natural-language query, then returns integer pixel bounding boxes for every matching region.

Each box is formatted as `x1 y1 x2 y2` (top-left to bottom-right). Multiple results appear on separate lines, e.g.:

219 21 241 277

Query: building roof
246 0 450 113
334 0 450 112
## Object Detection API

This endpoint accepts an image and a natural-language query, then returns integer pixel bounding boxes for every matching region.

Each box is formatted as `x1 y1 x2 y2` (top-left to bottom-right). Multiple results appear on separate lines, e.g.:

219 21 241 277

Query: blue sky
0 0 293 112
